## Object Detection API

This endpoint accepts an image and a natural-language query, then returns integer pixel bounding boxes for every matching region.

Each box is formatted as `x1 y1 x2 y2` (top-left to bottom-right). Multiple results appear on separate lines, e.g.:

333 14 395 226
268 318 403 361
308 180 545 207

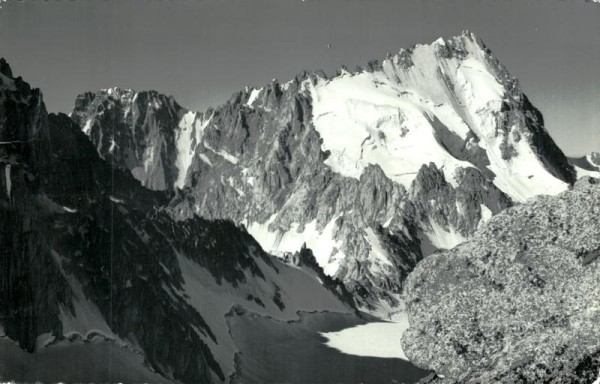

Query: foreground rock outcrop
402 177 600 383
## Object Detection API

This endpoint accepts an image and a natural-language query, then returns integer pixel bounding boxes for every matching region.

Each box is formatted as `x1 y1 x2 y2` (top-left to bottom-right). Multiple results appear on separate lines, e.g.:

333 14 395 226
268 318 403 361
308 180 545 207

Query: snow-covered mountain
71 31 576 316
0 59 355 383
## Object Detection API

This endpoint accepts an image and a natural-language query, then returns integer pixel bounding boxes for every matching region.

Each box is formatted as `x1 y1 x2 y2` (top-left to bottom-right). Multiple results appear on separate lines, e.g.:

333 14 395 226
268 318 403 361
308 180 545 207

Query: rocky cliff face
70 88 206 191
0 59 355 383
402 177 600 383
71 32 575 316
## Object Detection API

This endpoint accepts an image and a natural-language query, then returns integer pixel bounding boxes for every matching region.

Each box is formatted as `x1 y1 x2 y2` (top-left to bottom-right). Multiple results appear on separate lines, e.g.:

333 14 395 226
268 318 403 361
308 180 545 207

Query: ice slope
306 68 473 188
174 111 212 188
245 215 344 276
306 33 570 203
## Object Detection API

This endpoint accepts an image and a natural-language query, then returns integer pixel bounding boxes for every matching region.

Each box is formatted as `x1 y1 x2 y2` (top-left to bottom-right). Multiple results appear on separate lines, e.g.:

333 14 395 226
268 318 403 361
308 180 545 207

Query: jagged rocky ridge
402 177 600 383
71 32 576 315
0 59 355 383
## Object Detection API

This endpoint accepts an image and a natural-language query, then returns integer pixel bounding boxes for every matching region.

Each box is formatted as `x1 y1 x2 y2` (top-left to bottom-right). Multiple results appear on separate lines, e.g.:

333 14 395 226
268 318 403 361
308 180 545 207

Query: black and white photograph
0 0 599 383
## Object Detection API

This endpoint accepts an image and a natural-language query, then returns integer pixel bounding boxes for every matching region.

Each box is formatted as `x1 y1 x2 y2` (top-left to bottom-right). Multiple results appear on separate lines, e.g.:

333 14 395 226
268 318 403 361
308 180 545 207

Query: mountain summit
70 32 576 315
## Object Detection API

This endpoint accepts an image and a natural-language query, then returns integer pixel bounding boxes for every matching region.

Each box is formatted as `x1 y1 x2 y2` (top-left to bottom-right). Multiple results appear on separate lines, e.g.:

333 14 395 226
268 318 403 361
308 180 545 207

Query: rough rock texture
402 177 600 383
70 88 197 191
0 60 355 383
70 32 575 316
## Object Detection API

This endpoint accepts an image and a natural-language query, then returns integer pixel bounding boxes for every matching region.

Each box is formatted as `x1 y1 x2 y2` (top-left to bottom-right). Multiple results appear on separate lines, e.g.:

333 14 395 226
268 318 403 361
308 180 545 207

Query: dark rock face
71 88 193 191
518 95 577 184
402 177 600 383
0 67 220 383
408 164 512 249
0 60 354 383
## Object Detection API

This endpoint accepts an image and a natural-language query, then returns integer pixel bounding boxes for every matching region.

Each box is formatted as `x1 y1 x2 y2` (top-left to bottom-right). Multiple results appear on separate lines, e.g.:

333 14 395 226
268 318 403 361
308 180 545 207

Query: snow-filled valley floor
320 317 411 360
227 311 429 384
0 337 170 383
1 311 428 384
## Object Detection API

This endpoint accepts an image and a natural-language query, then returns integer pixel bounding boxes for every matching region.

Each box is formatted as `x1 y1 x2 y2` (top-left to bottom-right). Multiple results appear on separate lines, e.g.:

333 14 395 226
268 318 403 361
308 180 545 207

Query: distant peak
100 87 136 98
458 29 482 42
0 58 13 78
432 37 446 46
461 29 475 38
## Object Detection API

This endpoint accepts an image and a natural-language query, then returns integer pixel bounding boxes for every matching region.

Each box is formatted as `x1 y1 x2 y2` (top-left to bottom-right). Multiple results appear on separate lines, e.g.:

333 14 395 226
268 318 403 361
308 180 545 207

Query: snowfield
245 215 344 276
321 319 410 360
174 250 353 377
305 34 570 202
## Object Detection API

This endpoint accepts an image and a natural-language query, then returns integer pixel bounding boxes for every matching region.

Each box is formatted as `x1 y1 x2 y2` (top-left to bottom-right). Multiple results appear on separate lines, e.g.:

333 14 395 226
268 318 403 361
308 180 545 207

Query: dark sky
1 0 598 155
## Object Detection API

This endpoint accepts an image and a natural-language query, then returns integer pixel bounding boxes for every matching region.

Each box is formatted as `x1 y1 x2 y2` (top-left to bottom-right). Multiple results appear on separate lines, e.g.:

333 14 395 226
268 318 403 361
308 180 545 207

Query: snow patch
479 204 492 227
109 195 125 204
424 218 466 250
573 164 600 179
321 318 409 360
174 112 214 188
241 168 255 186
246 88 262 107
204 141 239 165
108 139 117 154
82 119 92 135
433 37 446 46
245 215 344 276
198 153 213 167
174 111 200 189
228 177 245 196
363 228 393 272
